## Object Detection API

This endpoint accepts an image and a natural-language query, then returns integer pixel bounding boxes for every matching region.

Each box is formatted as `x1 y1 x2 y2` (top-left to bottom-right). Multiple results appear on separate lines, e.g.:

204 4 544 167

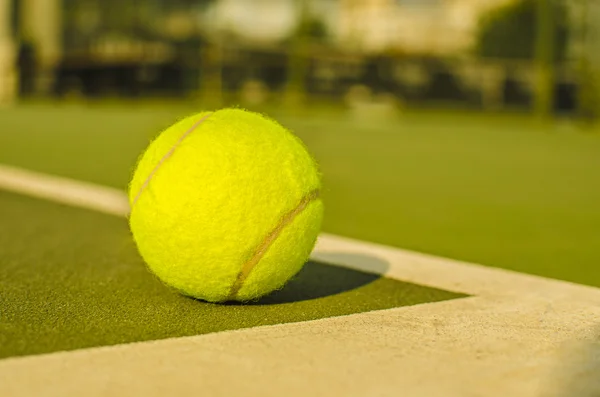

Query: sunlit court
1 1 599 396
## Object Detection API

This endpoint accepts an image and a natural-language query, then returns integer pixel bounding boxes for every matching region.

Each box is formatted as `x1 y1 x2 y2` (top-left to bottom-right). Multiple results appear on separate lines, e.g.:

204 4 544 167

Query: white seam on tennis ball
131 112 214 207
227 189 321 301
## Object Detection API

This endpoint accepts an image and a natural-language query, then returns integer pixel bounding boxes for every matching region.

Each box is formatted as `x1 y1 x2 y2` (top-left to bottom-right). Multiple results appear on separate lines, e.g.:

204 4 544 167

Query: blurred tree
302 18 328 41
475 0 569 61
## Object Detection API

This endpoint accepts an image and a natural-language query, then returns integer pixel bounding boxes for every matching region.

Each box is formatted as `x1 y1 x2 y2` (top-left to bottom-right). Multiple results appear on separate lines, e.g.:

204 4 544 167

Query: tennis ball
128 108 324 303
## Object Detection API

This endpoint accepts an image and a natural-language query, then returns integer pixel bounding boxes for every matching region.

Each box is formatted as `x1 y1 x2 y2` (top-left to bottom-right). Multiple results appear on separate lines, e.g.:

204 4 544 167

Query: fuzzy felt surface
128 108 324 302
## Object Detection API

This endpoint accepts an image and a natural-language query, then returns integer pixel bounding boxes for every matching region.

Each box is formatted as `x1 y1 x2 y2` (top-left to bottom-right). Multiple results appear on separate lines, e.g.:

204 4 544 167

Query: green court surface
0 189 463 359
1 104 600 397
1 103 599 288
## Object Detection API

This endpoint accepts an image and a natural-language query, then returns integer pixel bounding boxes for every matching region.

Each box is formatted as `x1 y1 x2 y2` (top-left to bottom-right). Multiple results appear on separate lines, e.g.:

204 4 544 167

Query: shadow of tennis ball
544 328 600 397
250 253 390 305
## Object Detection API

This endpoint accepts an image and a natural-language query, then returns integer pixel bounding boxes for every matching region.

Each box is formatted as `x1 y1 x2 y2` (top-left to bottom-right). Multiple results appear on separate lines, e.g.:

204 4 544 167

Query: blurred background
0 0 599 288
0 0 599 119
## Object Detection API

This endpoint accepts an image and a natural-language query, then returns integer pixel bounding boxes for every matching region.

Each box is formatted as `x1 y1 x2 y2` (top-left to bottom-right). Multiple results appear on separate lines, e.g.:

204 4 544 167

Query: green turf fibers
0 190 464 359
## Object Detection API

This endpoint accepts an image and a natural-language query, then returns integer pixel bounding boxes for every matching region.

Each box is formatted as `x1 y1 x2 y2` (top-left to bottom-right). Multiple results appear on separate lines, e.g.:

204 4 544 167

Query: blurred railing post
0 0 16 105
576 0 599 124
201 18 223 108
534 0 556 121
20 0 62 97
284 0 310 109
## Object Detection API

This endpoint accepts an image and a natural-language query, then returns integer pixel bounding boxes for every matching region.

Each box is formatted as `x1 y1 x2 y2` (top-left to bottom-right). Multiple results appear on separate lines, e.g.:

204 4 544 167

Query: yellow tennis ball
128 108 324 303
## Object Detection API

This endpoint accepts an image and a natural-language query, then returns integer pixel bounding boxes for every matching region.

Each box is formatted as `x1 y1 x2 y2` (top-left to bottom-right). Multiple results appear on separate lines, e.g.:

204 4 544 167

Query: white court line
1 163 600 302
0 164 129 217
313 236 600 303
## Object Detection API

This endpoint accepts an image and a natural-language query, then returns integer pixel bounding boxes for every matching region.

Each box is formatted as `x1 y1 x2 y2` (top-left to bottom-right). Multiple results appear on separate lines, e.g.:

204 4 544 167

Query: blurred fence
3 0 600 118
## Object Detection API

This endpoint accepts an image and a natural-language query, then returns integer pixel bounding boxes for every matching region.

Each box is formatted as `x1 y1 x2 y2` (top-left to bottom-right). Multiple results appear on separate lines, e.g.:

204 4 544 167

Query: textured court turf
0 104 599 288
0 190 464 359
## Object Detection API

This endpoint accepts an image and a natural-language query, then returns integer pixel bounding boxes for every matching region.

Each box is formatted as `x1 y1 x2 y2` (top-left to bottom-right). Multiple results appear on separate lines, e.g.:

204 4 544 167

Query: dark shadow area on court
248 254 389 304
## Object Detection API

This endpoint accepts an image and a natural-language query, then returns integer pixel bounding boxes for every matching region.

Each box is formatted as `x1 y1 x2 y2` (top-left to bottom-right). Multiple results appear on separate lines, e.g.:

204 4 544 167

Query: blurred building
206 0 298 44
0 0 596 115
336 0 515 55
